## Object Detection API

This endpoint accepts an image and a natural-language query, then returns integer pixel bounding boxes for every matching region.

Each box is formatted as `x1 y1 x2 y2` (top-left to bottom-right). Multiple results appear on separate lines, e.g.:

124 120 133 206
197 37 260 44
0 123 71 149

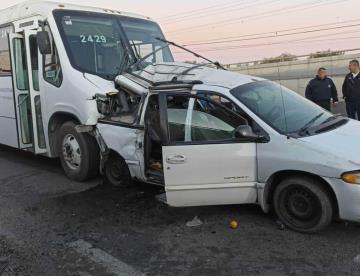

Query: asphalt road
0 141 360 276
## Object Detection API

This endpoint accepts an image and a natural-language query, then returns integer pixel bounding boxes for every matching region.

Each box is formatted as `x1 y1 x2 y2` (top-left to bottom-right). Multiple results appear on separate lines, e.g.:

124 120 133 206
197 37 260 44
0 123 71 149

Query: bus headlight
342 171 360 184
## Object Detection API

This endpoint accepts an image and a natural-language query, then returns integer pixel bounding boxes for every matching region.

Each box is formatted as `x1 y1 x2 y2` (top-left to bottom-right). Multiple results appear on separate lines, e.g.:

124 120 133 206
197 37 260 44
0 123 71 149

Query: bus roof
0 0 153 26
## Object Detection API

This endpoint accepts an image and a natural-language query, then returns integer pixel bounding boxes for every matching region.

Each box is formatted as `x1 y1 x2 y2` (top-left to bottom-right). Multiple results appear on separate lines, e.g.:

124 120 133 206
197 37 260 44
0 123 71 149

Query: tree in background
260 53 298 64
309 49 345 59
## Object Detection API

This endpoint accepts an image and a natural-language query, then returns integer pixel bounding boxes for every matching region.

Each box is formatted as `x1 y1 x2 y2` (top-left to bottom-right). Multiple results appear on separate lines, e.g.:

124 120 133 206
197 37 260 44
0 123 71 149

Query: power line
175 32 360 53
174 28 360 52
176 22 360 47
161 0 255 23
224 47 360 66
157 0 242 20
167 0 324 34
218 0 349 28
161 0 277 24
172 41 360 57
180 18 360 46
167 0 345 35
172 29 360 54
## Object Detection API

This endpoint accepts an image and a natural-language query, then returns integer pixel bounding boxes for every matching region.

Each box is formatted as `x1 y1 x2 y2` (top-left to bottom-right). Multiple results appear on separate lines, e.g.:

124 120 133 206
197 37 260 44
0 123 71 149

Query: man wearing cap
305 67 338 111
342 60 360 119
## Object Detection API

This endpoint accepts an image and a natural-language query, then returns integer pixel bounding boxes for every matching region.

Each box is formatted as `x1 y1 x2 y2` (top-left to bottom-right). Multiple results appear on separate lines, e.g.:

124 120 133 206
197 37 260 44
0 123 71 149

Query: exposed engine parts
94 89 142 125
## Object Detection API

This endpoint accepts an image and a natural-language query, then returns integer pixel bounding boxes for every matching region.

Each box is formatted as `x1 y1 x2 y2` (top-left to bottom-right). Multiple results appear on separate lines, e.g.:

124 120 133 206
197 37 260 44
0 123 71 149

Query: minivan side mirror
37 31 51 55
234 125 262 142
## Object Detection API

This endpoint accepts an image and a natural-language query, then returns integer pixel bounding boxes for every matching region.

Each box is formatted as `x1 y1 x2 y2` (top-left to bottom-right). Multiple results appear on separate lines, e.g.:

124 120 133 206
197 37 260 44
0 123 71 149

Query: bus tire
59 121 100 181
273 176 333 233
104 153 132 187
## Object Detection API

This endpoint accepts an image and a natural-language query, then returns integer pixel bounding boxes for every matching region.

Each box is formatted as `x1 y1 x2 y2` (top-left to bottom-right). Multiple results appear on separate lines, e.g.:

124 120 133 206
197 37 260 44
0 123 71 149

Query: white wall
229 53 360 101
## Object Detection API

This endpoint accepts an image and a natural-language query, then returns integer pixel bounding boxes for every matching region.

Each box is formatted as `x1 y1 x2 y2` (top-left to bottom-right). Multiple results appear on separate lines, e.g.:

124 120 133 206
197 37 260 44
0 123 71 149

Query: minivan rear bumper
325 177 360 222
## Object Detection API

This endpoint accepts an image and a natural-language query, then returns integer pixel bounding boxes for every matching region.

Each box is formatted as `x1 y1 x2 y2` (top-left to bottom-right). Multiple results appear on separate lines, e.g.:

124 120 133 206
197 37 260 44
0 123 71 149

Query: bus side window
43 26 62 87
0 26 12 75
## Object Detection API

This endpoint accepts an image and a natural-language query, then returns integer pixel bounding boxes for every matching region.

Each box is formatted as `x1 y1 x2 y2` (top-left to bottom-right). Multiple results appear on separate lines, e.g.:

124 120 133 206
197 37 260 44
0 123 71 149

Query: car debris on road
186 216 203 227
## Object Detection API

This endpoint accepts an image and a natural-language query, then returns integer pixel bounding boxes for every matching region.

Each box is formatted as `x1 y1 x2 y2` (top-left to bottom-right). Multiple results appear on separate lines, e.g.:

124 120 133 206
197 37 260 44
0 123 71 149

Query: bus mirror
37 31 51 55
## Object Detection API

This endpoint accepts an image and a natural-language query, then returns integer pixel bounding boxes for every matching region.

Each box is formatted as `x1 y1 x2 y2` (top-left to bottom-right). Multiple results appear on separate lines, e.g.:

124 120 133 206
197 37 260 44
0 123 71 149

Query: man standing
305 67 338 111
342 60 360 120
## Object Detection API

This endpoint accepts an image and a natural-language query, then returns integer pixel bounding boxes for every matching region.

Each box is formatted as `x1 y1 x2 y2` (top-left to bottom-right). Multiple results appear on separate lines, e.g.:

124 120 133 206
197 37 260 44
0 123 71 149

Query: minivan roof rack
150 80 203 91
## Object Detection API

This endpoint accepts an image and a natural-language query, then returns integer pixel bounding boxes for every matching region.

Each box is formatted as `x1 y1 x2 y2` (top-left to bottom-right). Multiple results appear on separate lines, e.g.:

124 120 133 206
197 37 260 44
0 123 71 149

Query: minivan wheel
59 121 100 181
105 154 132 187
273 177 333 233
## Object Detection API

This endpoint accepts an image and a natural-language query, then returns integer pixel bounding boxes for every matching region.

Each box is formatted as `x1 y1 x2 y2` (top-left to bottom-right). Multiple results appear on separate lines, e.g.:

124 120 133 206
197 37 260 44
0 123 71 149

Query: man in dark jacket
342 60 360 120
305 67 338 111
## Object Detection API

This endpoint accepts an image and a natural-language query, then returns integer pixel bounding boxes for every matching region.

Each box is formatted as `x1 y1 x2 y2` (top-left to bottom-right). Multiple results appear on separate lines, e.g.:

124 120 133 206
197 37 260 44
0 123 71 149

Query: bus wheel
59 121 99 181
104 153 132 187
273 176 333 233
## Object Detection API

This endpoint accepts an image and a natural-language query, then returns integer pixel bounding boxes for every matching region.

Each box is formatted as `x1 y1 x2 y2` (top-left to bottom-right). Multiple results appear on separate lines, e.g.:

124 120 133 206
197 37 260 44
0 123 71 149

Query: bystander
305 67 338 111
342 60 360 120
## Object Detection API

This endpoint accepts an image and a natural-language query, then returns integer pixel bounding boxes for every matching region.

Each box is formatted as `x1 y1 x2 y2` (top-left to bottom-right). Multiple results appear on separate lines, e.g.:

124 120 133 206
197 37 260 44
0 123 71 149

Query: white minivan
1 1 360 233
96 64 360 234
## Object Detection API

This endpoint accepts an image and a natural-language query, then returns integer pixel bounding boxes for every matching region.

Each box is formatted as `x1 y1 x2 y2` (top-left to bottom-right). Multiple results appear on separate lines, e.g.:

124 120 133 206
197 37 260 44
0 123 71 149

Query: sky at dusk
2 0 360 64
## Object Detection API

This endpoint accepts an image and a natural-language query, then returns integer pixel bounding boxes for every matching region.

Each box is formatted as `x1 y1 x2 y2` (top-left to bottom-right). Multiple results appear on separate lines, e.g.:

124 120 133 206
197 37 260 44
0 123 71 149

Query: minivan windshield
230 81 338 135
54 10 173 79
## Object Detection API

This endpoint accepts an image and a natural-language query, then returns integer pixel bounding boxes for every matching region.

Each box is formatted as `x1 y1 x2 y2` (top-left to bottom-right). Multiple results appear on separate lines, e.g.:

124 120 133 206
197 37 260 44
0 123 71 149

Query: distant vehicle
0 1 360 233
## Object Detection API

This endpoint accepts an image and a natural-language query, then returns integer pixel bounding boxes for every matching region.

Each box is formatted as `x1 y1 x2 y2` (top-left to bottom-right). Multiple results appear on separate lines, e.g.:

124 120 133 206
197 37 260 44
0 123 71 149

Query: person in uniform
342 60 360 119
305 67 338 111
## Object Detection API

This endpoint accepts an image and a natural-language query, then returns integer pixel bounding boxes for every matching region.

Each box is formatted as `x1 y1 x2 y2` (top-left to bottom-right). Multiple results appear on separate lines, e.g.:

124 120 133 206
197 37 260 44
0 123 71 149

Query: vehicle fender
96 123 143 179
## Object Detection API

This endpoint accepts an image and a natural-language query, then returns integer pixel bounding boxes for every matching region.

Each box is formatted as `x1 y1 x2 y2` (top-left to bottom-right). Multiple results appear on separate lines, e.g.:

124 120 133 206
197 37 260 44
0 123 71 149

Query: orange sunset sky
3 0 360 63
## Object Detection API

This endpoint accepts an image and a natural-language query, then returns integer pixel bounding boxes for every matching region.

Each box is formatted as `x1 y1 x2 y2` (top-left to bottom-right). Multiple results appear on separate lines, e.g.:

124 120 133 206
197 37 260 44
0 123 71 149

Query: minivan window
230 81 334 134
197 91 266 136
196 92 240 112
54 10 173 79
167 95 247 143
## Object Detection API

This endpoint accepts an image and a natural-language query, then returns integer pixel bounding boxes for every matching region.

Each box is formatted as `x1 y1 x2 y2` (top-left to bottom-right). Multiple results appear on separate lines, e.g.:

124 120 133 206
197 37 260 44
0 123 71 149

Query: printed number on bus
80 35 107 43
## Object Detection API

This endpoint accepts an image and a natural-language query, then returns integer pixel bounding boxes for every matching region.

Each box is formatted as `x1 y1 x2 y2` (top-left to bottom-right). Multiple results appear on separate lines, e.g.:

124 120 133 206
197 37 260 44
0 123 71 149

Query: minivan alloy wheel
62 134 82 170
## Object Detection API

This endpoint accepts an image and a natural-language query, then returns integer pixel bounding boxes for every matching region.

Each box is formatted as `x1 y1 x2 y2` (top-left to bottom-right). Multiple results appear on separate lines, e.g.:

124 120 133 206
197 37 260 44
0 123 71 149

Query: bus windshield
54 10 173 79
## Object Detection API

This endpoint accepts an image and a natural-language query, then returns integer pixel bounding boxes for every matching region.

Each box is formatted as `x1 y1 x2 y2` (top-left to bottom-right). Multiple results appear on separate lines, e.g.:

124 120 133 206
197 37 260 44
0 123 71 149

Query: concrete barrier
228 53 360 100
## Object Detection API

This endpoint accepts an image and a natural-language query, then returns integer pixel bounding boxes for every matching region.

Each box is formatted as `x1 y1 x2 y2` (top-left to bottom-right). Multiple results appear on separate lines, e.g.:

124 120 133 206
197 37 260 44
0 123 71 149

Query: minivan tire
58 121 100 182
104 153 132 187
273 176 333 233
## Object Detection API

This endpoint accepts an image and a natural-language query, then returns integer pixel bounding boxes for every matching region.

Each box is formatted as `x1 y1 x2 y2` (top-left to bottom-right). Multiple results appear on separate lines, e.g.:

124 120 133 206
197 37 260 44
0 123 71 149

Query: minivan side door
160 93 258 207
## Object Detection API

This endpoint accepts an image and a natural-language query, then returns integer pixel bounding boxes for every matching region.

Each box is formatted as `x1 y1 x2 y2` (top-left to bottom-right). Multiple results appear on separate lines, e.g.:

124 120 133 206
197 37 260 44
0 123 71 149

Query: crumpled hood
135 62 263 89
83 73 116 94
301 119 360 168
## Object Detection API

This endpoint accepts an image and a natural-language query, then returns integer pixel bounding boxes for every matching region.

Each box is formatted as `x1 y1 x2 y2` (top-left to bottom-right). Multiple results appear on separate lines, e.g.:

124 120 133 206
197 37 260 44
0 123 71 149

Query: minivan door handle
166 154 187 164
